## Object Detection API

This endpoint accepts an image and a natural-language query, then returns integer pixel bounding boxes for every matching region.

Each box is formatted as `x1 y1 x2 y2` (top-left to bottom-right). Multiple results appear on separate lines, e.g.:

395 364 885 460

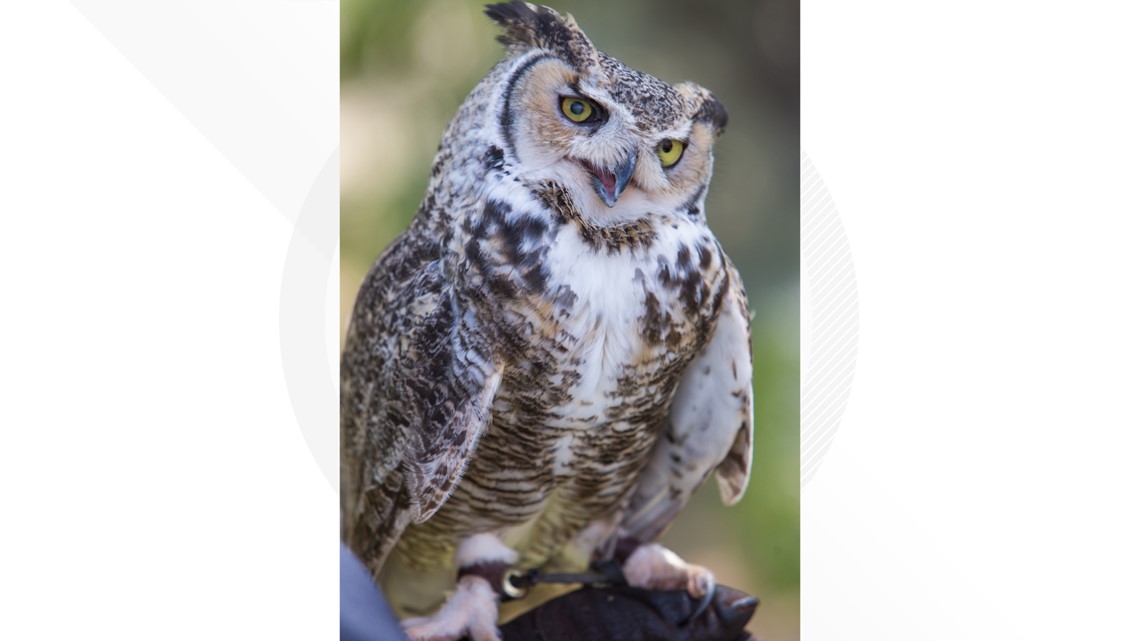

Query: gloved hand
496 583 759 641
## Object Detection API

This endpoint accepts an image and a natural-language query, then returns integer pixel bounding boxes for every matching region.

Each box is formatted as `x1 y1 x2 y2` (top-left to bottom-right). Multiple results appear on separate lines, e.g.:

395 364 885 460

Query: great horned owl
341 3 753 640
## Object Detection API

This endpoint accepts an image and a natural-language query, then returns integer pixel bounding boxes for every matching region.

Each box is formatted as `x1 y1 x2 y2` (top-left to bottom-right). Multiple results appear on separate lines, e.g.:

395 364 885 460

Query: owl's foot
620 542 716 619
400 533 517 641
621 541 715 597
400 574 501 641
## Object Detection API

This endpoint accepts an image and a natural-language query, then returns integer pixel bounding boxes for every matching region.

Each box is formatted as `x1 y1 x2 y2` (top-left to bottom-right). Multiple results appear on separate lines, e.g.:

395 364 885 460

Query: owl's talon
680 580 717 626
687 567 715 600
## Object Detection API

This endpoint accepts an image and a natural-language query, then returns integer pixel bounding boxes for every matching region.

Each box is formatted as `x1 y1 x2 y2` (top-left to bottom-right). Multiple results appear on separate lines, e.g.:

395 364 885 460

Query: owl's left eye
560 97 601 124
656 139 686 168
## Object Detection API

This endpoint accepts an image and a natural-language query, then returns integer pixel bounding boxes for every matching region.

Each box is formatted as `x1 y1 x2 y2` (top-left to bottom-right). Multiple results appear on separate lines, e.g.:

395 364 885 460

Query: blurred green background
341 1 799 638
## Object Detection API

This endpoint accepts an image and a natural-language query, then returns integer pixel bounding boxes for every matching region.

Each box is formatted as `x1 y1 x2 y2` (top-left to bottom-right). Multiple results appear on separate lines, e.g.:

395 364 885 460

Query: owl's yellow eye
561 97 595 123
656 139 686 168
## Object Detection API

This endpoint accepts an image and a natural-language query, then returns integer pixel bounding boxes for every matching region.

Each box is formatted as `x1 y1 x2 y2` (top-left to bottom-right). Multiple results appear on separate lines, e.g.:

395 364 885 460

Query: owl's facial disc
579 151 637 208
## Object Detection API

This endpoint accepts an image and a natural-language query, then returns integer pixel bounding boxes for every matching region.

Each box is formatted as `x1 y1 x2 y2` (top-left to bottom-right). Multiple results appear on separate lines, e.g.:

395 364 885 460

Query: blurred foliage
342 1 799 638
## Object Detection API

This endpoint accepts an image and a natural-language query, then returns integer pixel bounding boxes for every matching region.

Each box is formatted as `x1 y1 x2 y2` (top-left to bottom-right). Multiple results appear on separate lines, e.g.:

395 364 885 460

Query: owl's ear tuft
676 82 729 137
696 93 728 136
485 2 595 65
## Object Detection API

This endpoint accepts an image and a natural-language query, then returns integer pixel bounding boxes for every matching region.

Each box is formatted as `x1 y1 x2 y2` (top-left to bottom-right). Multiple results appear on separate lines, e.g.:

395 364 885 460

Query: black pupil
570 101 585 115
661 140 673 153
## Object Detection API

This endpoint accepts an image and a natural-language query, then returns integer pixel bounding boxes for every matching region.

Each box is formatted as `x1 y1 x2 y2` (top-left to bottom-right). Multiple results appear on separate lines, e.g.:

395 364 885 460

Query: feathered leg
400 533 515 641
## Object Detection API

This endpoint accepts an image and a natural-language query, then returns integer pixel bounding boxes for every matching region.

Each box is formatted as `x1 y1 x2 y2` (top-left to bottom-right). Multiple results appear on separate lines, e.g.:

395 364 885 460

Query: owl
341 3 754 640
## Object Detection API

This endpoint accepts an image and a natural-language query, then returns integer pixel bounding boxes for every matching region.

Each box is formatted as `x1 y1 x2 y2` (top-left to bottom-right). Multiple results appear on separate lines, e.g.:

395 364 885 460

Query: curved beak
585 151 637 208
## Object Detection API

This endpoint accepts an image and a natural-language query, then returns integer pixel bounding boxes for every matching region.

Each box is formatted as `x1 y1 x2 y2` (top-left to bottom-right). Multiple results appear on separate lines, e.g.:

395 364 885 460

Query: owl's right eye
560 97 600 124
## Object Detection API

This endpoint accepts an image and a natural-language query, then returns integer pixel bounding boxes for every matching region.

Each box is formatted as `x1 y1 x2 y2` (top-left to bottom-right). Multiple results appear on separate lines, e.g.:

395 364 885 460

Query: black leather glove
497 583 759 641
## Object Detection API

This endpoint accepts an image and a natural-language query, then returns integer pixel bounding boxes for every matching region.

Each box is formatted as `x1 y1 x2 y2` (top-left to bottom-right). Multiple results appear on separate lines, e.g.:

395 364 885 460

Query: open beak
583 151 637 208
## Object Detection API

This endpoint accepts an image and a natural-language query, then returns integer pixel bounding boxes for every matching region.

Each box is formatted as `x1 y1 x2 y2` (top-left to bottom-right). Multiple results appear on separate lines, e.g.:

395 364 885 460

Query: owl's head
483 2 728 225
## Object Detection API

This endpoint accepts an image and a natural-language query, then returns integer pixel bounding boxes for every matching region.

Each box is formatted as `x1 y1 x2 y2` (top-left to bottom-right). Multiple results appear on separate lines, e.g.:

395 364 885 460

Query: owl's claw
680 579 717 626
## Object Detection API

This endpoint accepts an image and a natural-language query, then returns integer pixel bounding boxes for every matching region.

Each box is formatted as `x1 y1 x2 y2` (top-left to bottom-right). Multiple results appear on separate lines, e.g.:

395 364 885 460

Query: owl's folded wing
620 258 753 542
342 254 502 571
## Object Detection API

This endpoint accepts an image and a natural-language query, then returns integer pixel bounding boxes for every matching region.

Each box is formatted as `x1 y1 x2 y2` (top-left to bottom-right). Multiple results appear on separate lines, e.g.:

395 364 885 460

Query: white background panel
802 1 1140 638
2 1 1138 639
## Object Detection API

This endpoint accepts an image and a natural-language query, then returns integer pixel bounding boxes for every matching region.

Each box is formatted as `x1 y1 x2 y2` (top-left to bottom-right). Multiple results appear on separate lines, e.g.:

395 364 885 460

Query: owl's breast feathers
457 181 729 394
380 182 733 558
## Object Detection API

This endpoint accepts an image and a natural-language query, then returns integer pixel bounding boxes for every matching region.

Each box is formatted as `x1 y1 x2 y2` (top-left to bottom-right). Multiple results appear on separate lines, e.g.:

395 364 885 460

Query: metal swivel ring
501 568 529 599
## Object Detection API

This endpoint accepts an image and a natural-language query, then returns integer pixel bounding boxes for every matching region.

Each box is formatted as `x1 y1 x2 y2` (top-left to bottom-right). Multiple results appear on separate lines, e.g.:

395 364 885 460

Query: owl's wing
341 245 502 571
620 259 753 542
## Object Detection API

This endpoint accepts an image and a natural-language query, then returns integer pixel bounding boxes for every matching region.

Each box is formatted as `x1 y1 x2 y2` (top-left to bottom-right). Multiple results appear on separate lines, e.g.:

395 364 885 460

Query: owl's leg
400 533 515 641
